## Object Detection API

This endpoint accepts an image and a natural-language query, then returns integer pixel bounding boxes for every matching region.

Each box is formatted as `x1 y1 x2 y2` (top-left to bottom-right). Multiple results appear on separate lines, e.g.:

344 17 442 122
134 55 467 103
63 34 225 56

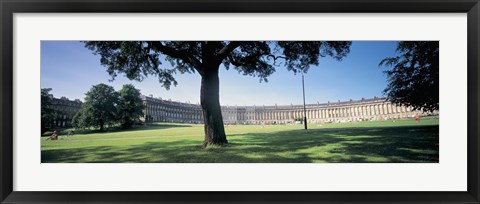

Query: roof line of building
140 95 388 108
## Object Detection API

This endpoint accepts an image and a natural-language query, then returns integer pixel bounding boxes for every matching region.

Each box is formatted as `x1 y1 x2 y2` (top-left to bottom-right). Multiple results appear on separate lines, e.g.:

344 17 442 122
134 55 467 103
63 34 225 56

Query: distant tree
117 84 144 129
380 41 439 112
75 83 119 131
85 41 351 146
72 110 91 130
41 88 58 134
71 110 83 129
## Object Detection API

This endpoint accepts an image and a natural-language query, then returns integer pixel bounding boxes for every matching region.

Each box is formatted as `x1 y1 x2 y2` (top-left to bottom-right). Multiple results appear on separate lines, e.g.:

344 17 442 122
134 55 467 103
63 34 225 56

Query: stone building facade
141 95 433 125
142 95 204 124
47 94 434 127
49 95 82 127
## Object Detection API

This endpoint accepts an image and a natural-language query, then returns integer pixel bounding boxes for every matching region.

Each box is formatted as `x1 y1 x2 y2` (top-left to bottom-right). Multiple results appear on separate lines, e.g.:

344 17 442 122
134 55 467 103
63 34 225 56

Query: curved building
141 95 434 125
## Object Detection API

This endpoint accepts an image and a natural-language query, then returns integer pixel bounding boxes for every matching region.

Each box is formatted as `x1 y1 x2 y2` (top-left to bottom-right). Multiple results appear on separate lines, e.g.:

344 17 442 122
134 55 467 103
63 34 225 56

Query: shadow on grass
42 123 192 137
42 125 439 163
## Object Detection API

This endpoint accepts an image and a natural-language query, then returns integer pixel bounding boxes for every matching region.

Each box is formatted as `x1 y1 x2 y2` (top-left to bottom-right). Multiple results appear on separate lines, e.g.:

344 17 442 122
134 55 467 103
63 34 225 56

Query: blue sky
41 41 398 106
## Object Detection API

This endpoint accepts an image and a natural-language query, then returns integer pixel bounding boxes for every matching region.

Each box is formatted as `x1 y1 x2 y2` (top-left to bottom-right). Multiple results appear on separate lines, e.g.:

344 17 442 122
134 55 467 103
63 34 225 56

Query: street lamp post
302 73 308 130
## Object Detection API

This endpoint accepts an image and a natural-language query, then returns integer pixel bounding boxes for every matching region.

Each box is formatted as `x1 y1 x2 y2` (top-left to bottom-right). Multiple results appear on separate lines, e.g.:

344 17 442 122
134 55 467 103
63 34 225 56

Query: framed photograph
1 0 479 203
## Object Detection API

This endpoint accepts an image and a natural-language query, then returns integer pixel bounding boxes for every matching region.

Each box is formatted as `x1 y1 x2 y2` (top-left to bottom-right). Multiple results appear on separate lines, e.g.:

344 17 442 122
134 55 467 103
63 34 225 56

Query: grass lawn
41 118 439 163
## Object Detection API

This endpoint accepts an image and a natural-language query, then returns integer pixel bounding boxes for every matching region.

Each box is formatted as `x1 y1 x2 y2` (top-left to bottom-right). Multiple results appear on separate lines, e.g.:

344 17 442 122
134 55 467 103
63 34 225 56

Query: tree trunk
200 69 228 146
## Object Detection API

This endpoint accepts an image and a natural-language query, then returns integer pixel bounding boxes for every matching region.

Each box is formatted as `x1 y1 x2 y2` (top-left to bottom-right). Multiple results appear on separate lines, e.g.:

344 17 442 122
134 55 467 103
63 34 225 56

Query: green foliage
73 83 119 131
276 41 351 73
84 41 352 145
380 41 439 112
72 110 91 130
41 88 58 134
117 84 145 129
71 110 82 129
84 41 352 86
73 84 146 131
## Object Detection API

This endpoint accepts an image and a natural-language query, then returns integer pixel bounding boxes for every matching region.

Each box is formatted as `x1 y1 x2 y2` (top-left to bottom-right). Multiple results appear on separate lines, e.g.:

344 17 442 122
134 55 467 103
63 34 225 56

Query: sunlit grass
41 118 439 163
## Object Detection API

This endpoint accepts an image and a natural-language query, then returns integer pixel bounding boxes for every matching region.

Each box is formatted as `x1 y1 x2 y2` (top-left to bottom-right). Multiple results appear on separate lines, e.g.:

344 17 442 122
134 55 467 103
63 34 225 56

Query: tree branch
215 41 242 64
267 54 287 66
148 41 202 71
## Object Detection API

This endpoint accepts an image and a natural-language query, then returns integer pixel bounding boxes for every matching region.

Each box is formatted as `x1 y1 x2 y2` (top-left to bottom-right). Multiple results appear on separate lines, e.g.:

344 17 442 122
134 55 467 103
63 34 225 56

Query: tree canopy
85 41 351 87
73 83 119 131
41 88 58 134
73 83 145 131
380 41 439 112
117 84 145 129
85 41 352 146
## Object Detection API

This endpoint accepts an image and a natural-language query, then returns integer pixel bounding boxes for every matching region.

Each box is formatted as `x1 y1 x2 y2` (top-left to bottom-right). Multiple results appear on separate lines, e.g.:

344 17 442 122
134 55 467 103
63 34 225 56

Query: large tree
75 83 119 131
117 84 144 129
85 41 351 146
380 41 439 112
41 88 58 134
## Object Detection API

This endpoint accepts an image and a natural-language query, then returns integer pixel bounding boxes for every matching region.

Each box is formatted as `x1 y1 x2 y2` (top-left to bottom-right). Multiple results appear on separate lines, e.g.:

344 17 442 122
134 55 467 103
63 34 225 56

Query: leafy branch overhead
85 41 351 89
84 41 352 146
380 41 439 112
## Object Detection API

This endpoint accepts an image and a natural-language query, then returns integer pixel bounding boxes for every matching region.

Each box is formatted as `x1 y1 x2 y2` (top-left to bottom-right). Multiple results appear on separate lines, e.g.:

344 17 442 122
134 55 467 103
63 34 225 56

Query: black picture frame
1 0 479 203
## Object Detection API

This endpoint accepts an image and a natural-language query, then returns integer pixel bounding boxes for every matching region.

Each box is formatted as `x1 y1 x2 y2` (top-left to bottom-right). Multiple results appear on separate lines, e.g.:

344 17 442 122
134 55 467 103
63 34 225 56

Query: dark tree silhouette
84 41 351 146
380 41 439 112
41 88 57 134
